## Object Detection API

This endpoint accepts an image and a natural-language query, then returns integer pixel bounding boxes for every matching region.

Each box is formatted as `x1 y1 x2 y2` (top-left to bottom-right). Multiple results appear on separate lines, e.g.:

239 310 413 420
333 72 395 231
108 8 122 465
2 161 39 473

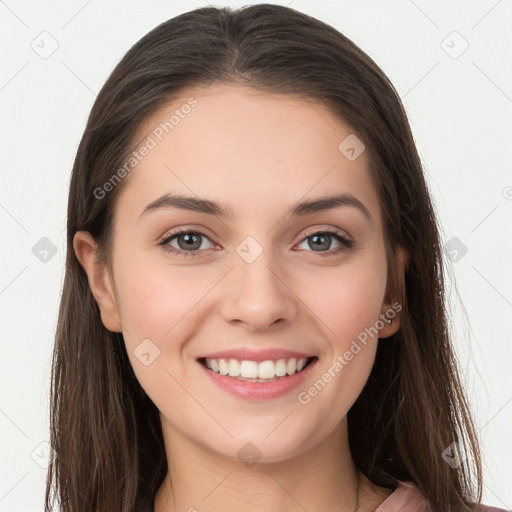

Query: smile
197 356 319 400
200 356 316 381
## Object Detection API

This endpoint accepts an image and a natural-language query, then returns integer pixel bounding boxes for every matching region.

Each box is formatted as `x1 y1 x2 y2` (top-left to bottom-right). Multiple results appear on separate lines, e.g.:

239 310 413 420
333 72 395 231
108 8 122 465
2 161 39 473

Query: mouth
198 356 318 383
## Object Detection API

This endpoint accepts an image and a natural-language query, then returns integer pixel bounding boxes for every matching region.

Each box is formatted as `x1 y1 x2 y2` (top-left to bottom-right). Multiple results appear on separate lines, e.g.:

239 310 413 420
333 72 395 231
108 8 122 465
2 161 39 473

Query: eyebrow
138 192 372 223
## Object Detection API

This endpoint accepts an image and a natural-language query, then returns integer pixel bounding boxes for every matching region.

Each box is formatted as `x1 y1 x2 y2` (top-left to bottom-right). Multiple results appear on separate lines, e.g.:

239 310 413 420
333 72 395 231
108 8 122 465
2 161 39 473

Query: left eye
296 231 351 253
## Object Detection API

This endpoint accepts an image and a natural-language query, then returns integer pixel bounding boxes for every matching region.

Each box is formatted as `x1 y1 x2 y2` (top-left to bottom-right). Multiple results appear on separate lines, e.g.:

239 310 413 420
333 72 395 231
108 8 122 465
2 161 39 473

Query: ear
73 231 122 332
378 245 409 339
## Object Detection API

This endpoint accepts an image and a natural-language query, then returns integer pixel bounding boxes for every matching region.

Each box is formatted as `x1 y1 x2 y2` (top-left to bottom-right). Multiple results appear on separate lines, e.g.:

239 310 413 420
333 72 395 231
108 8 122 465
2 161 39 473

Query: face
76 83 402 464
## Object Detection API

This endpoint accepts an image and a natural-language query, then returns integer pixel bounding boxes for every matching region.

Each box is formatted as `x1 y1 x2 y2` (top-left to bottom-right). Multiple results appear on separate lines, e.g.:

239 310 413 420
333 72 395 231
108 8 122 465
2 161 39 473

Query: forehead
117 83 382 226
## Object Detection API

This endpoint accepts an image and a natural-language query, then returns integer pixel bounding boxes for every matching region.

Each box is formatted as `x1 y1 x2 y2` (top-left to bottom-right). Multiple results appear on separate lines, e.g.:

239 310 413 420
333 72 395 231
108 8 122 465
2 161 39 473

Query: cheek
291 257 386 415
298 259 387 348
114 252 210 342
112 257 210 407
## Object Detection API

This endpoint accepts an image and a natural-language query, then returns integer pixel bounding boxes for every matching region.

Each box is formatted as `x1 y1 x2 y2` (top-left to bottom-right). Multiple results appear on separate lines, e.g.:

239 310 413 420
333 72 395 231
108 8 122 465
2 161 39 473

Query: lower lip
198 358 318 400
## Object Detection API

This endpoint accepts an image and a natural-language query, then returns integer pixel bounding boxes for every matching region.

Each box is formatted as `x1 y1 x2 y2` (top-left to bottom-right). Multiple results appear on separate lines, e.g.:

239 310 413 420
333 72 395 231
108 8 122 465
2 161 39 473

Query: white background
0 1 511 510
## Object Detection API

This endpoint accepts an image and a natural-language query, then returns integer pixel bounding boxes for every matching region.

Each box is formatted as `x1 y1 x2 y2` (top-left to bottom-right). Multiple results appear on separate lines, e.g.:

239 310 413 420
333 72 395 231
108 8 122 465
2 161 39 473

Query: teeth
218 359 229 375
240 360 258 378
275 359 287 377
286 358 296 375
258 360 275 379
228 359 241 377
203 357 310 379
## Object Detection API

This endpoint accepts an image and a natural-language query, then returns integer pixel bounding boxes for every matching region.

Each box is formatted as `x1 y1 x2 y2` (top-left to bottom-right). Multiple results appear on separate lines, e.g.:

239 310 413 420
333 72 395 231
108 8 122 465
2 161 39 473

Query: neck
154 418 391 512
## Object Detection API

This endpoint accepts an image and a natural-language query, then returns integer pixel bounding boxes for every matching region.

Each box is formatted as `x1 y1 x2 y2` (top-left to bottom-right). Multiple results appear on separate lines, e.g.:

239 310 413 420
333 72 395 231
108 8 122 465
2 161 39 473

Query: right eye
159 230 217 257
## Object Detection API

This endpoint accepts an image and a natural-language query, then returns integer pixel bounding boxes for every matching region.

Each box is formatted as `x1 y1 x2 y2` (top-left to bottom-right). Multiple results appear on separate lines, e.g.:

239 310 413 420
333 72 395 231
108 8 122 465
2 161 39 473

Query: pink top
373 480 510 512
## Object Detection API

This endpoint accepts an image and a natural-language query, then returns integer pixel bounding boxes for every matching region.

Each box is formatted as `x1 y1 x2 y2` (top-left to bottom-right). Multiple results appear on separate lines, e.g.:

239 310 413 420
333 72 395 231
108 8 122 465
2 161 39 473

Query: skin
74 83 408 512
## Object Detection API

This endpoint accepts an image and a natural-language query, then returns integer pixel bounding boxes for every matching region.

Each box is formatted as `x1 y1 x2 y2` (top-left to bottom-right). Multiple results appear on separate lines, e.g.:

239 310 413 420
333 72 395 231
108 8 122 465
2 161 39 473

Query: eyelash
158 227 353 258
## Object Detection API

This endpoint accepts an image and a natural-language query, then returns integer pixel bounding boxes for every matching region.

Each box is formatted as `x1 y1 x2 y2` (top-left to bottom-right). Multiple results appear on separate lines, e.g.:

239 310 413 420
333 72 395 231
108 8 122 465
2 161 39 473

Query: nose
221 245 299 332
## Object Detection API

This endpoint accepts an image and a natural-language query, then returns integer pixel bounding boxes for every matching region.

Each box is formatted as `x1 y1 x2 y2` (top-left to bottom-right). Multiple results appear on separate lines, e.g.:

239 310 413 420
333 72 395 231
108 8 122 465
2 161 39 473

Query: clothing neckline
372 480 425 512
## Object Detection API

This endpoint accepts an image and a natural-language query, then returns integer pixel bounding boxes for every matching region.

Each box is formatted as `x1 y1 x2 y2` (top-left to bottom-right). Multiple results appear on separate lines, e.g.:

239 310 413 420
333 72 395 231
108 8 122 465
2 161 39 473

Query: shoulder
373 480 511 512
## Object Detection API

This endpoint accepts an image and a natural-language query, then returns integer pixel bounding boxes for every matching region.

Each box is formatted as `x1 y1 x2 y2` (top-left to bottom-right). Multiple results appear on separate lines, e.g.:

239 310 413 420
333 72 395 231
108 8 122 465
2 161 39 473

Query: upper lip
198 348 316 363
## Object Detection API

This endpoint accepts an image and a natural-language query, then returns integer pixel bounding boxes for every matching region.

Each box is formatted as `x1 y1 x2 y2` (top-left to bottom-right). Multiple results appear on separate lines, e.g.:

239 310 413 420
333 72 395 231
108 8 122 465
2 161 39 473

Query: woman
45 4 507 512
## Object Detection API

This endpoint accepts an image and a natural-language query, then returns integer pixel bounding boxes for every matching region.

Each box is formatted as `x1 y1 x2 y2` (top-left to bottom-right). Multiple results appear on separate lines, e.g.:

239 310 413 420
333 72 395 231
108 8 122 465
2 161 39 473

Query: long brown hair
45 4 483 511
